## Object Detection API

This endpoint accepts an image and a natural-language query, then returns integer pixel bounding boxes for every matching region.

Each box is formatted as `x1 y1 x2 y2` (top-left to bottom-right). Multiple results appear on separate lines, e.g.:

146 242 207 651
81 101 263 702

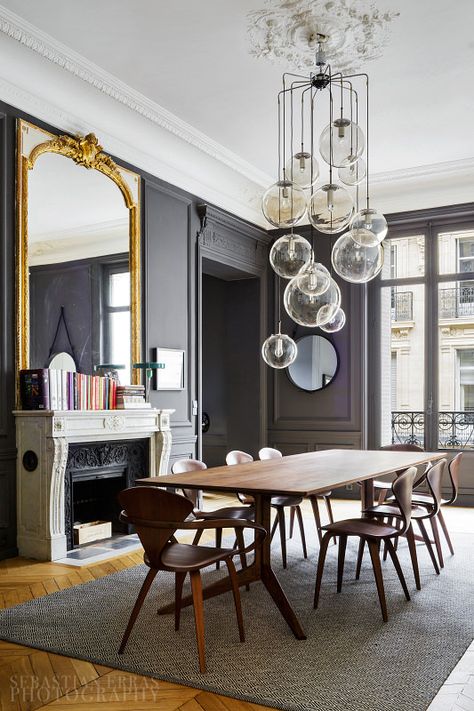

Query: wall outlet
346 484 353 491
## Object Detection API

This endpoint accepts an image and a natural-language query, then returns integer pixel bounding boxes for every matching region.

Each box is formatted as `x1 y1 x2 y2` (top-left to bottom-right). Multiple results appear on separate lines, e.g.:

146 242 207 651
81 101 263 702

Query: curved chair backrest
447 453 462 505
380 442 428 487
424 459 448 516
171 458 207 507
259 447 282 460
391 466 417 535
118 486 192 567
226 450 254 465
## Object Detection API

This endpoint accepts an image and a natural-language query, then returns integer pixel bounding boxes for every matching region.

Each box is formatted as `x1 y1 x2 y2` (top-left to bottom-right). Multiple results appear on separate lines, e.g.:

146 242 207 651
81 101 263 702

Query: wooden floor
0 497 473 711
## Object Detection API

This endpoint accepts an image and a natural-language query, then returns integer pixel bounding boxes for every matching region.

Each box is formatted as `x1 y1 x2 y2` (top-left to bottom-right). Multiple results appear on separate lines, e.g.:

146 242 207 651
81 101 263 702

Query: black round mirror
287 335 339 392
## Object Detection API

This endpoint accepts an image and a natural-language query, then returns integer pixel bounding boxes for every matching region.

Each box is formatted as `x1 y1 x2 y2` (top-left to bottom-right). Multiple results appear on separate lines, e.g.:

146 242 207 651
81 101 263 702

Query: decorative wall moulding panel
269 429 362 451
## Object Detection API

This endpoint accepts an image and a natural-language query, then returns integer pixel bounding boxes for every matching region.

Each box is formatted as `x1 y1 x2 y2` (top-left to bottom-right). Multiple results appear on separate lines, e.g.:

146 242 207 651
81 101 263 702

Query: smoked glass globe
285 151 320 189
261 331 298 369
319 118 365 168
338 158 366 186
284 276 341 327
261 180 307 228
320 307 346 333
351 208 388 247
331 231 384 283
269 233 312 279
308 184 354 234
294 260 331 297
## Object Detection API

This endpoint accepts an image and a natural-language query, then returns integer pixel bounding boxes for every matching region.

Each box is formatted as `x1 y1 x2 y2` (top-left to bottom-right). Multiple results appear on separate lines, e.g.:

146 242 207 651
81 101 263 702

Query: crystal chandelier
261 37 387 367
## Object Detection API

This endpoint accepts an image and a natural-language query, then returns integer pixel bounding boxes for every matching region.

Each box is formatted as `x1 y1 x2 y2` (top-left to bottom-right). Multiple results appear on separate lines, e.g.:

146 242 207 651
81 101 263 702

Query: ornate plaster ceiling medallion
248 0 399 73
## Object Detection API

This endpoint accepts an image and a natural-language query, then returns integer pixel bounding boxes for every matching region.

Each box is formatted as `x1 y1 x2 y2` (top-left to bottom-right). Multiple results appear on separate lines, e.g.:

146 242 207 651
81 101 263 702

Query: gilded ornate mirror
16 120 142 400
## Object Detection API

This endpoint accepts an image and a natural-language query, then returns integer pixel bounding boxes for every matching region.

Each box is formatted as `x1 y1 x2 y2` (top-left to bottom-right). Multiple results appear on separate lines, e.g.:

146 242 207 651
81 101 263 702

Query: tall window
102 264 131 384
371 216 474 451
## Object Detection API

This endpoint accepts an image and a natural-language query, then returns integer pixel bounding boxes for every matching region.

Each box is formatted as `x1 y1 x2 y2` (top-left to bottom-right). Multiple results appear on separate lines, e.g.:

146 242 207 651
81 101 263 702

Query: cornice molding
0 4 272 189
371 157 474 185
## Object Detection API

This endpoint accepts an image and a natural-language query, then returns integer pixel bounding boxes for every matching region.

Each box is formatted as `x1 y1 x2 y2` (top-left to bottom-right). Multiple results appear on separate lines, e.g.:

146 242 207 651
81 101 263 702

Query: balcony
391 291 413 321
391 410 474 449
439 286 474 319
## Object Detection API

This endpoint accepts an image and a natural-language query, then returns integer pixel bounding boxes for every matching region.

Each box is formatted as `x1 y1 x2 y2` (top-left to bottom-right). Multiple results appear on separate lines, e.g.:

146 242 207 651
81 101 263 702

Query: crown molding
0 4 272 189
371 157 474 185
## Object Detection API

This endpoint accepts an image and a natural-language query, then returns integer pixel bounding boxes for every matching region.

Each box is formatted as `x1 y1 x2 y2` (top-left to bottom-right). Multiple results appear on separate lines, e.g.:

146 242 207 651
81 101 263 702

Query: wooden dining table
136 448 444 640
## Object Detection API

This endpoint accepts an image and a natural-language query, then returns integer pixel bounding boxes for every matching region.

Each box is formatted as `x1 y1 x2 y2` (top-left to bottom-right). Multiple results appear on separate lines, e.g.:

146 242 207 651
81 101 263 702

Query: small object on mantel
94 363 125 383
73 520 112 546
133 361 165 402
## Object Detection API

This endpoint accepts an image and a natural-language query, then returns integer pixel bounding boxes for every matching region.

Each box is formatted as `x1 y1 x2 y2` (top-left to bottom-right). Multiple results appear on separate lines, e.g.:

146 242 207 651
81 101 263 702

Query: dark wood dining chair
258 446 335 550
360 458 447 585
172 458 253 573
226 449 307 568
117 486 266 673
373 443 426 504
314 466 417 622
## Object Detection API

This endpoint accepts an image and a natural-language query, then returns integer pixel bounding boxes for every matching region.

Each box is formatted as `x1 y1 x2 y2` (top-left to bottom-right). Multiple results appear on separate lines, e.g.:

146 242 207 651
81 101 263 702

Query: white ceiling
2 0 474 182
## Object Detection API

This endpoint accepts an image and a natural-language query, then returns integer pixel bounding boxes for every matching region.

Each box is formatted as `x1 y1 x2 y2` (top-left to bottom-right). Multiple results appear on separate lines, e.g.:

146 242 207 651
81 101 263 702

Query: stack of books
19 368 119 411
115 384 150 409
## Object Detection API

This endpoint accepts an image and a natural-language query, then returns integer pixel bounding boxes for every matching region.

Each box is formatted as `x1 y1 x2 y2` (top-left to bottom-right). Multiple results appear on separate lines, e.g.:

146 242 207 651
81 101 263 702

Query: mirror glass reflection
28 152 131 383
287 335 339 392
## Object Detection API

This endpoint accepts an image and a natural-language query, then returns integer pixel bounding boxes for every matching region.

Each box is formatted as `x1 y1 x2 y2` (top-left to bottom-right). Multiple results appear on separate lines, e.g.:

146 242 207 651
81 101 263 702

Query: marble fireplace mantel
14 408 174 561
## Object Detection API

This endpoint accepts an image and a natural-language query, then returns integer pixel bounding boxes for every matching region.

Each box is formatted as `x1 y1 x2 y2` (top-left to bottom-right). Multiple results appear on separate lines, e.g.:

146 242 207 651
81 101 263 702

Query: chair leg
235 527 250 592
430 515 444 569
276 507 288 569
417 519 440 575
270 515 278 542
355 538 365 580
406 523 421 591
192 529 203 546
385 539 410 601
383 518 393 562
337 535 347 593
324 495 334 525
438 508 455 556
289 506 296 539
295 506 308 559
215 528 222 570
119 568 158 654
367 539 388 622
190 571 206 673
378 488 389 505
174 572 186 631
225 558 245 642
313 531 333 608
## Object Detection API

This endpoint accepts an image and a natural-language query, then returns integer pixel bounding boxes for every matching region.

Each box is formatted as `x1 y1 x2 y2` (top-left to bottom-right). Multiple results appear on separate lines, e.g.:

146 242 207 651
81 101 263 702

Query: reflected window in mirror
287 335 339 392
102 262 131 384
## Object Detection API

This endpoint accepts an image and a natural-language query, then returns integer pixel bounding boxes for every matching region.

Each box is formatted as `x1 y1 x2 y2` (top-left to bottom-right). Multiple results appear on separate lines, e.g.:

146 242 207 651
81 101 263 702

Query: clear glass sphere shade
351 208 388 246
320 307 346 333
284 276 341 327
294 261 331 297
261 180 307 228
308 184 354 235
261 333 298 369
285 152 320 189
319 119 365 168
338 158 366 186
269 233 312 279
331 231 384 283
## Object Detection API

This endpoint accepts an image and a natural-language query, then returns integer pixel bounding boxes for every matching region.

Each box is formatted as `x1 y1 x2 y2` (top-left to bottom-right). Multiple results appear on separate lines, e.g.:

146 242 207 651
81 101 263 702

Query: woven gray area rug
0 532 473 711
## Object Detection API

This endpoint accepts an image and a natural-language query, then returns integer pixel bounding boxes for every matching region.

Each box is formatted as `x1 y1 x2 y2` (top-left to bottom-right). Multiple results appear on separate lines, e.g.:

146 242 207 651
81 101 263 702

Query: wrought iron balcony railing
439 286 474 319
391 291 413 321
391 410 474 449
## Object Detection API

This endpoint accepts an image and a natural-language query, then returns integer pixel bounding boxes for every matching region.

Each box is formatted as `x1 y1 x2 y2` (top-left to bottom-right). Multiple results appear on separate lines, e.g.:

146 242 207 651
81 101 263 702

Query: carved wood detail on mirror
15 120 142 404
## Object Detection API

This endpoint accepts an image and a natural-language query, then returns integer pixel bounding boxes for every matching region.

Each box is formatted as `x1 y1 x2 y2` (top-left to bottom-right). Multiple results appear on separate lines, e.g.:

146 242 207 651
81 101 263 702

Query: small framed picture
152 348 185 390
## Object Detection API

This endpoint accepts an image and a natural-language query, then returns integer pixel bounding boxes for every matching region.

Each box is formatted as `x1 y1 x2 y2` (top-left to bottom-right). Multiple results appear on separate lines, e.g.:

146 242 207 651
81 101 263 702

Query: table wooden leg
361 478 374 510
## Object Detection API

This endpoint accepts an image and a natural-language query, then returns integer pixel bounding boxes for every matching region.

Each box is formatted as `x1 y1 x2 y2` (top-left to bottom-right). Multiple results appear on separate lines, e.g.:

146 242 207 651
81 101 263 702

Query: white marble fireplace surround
14 408 174 561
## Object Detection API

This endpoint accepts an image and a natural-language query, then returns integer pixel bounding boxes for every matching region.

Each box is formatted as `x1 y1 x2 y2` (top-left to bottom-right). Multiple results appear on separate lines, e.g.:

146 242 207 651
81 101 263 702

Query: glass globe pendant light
319 118 365 168
261 325 298 369
351 207 388 247
285 151 320 189
261 179 307 228
338 158 366 186
284 275 341 327
320 307 346 333
308 184 354 234
269 232 312 279
294 259 331 297
332 231 383 283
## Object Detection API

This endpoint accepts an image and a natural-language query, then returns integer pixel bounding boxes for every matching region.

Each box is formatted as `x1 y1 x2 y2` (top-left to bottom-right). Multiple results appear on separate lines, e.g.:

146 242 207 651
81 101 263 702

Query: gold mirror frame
16 119 142 401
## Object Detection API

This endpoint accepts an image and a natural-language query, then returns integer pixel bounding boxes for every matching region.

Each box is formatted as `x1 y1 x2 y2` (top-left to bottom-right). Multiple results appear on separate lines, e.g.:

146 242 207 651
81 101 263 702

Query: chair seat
409 492 448 506
271 495 303 508
323 517 399 538
195 506 254 521
373 479 393 490
364 503 429 519
157 543 234 572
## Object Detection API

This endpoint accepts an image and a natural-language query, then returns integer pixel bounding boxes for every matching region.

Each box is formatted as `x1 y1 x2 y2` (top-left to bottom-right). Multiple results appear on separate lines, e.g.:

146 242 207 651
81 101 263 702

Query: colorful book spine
19 369 50 410
19 368 122 411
